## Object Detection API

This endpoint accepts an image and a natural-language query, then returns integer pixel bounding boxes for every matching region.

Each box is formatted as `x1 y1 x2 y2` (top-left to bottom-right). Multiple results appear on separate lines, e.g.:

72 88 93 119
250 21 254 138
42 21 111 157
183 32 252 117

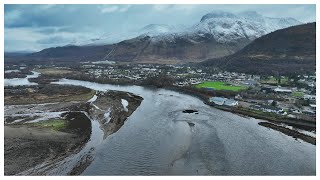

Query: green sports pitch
195 81 247 91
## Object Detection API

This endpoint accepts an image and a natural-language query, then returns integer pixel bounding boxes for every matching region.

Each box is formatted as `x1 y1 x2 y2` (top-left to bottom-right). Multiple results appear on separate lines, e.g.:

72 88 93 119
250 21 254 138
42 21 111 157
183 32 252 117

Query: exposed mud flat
4 84 94 175
87 91 143 140
67 91 143 175
4 111 91 175
4 85 143 175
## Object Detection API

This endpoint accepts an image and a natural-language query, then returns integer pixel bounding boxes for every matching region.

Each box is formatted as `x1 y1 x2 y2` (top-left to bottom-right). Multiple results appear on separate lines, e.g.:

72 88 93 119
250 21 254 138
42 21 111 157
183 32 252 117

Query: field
292 91 304 97
28 119 67 131
260 76 289 85
195 81 247 91
37 68 73 75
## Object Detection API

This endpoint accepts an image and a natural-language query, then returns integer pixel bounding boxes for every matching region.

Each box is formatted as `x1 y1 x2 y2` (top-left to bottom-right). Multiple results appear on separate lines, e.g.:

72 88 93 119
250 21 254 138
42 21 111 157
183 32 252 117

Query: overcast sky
4 4 316 52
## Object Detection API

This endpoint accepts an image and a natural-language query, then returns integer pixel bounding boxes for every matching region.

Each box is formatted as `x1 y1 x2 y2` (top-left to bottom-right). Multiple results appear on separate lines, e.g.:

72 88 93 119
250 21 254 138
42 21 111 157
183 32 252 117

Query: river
49 78 316 175
4 71 40 86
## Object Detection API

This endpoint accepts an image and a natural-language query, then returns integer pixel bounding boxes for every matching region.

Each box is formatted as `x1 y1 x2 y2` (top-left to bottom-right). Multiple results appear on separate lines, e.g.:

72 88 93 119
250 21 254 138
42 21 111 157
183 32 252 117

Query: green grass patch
28 119 67 131
292 91 304 97
195 81 247 91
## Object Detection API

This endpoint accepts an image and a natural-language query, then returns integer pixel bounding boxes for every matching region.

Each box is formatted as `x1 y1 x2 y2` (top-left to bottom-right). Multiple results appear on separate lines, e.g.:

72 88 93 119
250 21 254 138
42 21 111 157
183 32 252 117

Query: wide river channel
50 78 316 175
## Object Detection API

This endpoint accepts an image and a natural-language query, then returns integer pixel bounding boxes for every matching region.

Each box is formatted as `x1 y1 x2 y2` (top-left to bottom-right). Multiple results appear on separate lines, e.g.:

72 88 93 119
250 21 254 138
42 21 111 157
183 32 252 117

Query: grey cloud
36 36 69 45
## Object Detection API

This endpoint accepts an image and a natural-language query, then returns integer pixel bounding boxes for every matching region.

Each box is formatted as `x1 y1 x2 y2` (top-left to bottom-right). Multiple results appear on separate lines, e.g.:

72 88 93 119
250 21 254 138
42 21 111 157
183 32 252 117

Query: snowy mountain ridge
76 10 301 46
148 10 302 44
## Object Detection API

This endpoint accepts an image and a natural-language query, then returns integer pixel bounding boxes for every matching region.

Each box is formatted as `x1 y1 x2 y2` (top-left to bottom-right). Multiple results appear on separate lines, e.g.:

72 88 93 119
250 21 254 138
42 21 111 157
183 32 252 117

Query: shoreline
164 86 316 145
87 90 144 140
165 86 316 127
258 122 316 145
66 90 144 175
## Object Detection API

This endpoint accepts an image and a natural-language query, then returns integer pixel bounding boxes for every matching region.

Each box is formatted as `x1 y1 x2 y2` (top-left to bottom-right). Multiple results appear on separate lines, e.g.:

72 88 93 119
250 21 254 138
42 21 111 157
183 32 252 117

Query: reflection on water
51 79 316 175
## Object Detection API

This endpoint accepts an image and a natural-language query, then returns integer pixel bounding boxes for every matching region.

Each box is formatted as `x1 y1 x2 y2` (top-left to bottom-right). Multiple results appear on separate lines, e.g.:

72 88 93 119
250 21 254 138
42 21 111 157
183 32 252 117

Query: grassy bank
61 89 96 102
27 119 67 131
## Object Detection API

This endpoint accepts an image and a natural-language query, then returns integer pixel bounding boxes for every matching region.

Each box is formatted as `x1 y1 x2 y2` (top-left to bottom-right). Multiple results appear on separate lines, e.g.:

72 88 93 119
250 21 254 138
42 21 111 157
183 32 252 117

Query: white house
274 87 292 93
209 97 238 107
309 104 316 110
209 97 226 105
224 99 239 106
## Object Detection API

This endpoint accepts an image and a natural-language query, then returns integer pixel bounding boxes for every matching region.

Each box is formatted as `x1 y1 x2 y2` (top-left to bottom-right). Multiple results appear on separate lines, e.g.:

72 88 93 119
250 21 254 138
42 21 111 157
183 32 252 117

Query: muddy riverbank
4 83 143 175
258 122 316 145
88 91 143 139
4 83 94 175
4 111 91 175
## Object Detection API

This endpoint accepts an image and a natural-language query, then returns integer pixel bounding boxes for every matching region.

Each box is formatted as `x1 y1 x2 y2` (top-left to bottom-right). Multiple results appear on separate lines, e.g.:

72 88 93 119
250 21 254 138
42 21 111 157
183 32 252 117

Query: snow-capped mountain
76 10 301 48
104 11 302 63
25 11 303 64
201 22 315 75
139 24 186 36
77 24 187 46
149 10 301 44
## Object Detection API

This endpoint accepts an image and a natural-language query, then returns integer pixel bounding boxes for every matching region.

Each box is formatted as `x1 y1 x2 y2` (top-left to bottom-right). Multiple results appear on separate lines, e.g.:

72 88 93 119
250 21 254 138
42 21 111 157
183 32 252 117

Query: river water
50 79 316 175
4 71 40 86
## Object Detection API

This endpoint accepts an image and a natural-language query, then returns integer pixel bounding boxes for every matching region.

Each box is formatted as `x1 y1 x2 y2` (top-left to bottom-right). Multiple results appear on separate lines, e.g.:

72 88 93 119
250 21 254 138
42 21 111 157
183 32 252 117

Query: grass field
37 68 73 75
28 119 66 131
292 91 304 97
195 81 247 91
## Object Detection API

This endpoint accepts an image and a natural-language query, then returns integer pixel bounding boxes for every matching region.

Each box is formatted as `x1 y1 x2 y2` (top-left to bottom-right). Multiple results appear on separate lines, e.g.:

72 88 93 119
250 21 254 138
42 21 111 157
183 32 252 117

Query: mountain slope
200 22 316 75
28 45 113 61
